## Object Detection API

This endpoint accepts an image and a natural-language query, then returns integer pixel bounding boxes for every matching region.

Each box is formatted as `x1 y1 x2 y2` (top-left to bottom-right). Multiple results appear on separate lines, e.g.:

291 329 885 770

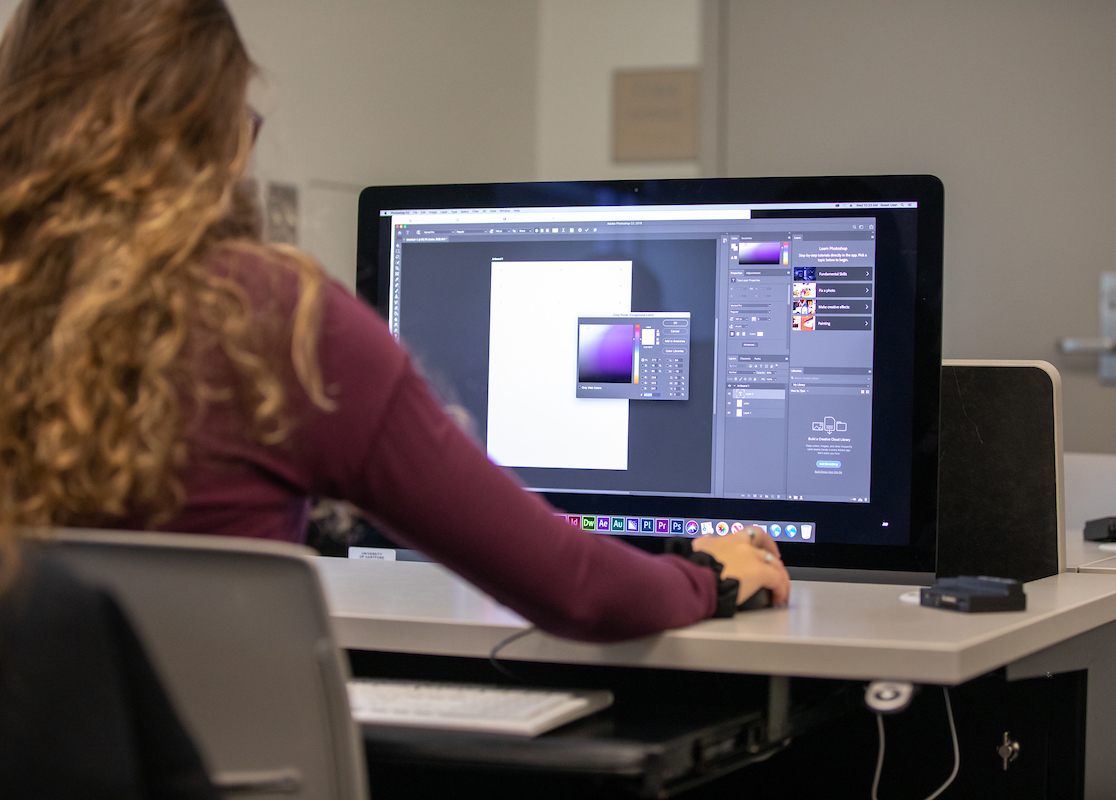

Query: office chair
39 528 368 800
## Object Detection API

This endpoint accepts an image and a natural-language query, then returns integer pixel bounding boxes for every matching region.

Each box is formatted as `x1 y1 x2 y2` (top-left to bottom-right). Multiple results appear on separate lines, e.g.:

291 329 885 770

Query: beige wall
227 0 539 287
14 1 1091 453
712 0 1116 452
228 0 701 283
536 0 700 181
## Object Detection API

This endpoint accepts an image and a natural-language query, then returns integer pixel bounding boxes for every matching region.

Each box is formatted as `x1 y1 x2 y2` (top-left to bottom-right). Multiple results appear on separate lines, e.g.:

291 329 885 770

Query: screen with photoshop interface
382 203 899 529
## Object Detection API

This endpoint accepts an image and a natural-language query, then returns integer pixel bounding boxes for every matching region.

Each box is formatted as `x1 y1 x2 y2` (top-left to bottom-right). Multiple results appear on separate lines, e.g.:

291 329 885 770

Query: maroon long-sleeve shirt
167 249 718 642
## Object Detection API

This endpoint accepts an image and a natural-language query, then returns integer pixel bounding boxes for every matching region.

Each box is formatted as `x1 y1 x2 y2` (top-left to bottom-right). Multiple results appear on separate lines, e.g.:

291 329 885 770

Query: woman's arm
297 282 723 642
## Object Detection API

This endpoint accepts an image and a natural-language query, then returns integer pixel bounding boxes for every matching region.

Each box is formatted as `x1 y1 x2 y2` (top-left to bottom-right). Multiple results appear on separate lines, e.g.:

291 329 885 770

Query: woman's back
0 0 789 650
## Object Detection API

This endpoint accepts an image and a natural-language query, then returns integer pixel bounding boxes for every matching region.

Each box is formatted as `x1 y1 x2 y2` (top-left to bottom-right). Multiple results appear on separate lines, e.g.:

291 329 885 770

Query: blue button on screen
816 460 842 469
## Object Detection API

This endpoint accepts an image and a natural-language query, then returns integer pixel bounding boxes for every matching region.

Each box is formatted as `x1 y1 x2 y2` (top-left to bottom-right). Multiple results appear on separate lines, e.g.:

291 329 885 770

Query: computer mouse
737 588 772 611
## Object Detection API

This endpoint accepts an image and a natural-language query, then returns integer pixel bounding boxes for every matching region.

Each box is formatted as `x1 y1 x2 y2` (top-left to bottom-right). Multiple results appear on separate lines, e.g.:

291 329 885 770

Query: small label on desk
348 547 397 561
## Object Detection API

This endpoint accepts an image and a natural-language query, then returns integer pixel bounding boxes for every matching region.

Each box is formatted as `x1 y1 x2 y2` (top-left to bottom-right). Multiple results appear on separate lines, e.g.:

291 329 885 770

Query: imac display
355 176 944 580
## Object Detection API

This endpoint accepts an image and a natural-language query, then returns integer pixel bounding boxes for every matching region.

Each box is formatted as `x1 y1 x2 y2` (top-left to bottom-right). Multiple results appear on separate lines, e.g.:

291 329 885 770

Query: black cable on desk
489 626 536 682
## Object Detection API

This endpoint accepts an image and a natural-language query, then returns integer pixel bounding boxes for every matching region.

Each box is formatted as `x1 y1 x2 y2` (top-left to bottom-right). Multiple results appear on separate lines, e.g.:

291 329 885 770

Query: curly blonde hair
0 0 332 587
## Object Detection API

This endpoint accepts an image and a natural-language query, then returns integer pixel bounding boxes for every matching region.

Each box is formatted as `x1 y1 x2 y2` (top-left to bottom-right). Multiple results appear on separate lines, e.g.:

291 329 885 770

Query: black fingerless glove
665 537 740 618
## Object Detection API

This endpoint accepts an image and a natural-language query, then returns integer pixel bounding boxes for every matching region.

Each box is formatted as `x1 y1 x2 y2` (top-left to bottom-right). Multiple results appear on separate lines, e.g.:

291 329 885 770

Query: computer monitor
355 176 943 581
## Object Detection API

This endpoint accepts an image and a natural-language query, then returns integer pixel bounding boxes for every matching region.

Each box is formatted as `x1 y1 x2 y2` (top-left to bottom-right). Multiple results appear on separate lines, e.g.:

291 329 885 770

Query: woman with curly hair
0 0 789 651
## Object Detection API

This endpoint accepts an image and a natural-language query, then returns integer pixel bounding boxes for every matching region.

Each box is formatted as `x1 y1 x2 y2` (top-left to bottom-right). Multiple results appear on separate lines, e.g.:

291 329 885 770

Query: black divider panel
937 365 1059 582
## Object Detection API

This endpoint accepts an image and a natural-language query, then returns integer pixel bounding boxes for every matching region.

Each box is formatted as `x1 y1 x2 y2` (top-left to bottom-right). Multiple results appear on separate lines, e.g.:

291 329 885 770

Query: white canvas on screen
487 260 631 471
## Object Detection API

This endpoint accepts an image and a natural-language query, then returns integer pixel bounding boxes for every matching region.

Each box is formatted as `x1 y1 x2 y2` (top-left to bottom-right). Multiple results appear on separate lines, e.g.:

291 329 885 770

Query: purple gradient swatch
738 242 782 264
578 324 635 383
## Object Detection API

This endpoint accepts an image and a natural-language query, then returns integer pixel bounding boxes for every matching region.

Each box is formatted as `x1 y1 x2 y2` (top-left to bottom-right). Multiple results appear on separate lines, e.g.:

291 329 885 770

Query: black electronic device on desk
1084 516 1116 542
920 576 1026 612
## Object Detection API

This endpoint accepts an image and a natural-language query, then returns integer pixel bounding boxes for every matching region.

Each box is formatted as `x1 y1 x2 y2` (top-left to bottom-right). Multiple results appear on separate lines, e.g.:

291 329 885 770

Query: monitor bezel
356 175 943 580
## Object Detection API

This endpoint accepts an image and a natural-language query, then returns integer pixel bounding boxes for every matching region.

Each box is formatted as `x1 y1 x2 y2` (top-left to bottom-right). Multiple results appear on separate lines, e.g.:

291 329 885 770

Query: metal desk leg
768 675 790 744
1007 618 1116 800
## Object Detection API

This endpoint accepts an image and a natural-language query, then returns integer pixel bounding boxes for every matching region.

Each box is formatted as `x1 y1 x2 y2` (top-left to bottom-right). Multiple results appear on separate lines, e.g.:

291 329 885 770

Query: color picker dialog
576 312 690 400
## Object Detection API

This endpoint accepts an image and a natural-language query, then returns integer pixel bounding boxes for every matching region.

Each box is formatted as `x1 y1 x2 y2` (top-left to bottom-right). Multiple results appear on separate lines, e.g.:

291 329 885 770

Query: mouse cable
871 686 959 800
489 626 537 682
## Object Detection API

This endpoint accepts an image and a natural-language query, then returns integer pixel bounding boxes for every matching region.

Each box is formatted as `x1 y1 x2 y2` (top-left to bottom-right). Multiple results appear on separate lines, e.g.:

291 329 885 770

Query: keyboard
347 679 614 737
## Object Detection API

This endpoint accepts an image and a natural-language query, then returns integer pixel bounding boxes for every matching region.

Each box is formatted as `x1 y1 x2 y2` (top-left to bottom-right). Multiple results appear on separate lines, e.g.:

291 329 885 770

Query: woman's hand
692 527 791 607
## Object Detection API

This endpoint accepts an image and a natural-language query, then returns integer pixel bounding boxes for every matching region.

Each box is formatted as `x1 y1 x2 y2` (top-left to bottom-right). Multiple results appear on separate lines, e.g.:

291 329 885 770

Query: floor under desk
347 650 1085 799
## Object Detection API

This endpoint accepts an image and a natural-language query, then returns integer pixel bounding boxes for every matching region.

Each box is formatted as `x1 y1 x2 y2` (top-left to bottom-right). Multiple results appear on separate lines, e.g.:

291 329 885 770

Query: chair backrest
39 528 368 800
937 359 1065 582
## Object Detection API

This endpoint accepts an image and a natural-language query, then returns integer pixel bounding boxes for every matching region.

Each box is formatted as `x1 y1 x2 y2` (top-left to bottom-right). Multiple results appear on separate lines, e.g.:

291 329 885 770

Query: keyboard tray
362 702 775 798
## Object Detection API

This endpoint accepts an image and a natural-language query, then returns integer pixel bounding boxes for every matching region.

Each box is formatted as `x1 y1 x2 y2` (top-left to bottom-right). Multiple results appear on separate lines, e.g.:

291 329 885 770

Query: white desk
318 557 1116 797
1079 555 1116 573
1065 529 1111 571
320 557 1116 685
1066 536 1113 572
320 451 1116 796
1067 531 1116 573
324 452 1116 667
1065 452 1116 571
